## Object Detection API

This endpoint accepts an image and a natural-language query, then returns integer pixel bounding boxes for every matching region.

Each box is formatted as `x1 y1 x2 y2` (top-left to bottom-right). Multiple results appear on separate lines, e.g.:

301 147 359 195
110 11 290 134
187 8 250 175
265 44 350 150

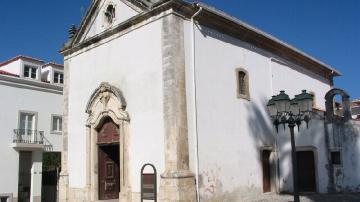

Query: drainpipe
190 5 203 202
269 57 280 193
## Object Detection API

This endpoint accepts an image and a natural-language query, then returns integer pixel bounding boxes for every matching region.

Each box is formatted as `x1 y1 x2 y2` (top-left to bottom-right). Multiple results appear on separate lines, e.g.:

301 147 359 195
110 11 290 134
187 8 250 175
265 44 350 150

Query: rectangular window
331 151 341 165
54 72 64 84
19 112 36 135
236 68 250 100
51 115 62 133
24 65 37 79
238 71 246 95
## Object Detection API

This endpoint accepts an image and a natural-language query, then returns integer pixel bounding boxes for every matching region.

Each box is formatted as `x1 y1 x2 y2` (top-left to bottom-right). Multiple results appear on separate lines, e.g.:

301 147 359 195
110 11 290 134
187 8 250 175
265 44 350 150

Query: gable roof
0 55 44 67
62 0 341 79
42 62 64 69
71 0 169 45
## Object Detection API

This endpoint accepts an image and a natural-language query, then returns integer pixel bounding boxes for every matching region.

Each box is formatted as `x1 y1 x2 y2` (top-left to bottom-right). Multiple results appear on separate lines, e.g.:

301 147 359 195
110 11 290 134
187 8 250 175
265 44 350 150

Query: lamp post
267 90 313 202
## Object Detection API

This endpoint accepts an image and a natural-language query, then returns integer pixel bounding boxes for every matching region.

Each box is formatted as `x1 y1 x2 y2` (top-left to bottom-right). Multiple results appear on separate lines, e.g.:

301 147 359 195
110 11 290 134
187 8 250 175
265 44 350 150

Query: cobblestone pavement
251 193 360 202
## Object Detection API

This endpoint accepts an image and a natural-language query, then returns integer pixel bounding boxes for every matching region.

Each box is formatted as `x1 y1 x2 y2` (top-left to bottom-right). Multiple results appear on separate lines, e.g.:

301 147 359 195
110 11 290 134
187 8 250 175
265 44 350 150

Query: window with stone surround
236 68 250 100
19 111 37 135
51 115 62 134
331 151 341 165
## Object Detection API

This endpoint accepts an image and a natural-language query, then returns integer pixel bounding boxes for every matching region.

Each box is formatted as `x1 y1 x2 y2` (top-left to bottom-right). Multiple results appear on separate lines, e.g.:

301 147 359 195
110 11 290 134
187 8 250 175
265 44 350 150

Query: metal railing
13 129 44 144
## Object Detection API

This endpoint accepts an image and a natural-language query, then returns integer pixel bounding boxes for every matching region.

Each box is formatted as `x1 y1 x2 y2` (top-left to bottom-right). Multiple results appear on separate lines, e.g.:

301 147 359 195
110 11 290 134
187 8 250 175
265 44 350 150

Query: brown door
262 150 271 192
98 118 120 200
99 145 120 200
297 151 316 192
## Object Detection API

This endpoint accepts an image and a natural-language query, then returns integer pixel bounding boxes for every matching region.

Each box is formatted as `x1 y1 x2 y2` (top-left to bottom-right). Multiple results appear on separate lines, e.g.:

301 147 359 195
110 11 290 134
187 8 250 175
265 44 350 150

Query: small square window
331 151 341 165
24 65 37 79
54 72 64 84
51 115 62 133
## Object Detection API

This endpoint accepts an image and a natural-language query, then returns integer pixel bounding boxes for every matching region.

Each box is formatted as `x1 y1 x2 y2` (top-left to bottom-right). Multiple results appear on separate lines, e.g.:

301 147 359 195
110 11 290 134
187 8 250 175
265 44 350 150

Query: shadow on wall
198 93 360 201
337 121 360 193
246 97 328 195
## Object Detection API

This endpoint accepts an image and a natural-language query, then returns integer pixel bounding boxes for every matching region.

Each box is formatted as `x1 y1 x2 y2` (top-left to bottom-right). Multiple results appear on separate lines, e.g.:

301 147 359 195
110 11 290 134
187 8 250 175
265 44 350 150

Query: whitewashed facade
0 56 63 202
59 0 360 202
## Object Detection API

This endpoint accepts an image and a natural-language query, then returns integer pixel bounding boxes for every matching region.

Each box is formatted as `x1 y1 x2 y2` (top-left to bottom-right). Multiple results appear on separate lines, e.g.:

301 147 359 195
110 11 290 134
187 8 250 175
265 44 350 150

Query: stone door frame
85 82 131 201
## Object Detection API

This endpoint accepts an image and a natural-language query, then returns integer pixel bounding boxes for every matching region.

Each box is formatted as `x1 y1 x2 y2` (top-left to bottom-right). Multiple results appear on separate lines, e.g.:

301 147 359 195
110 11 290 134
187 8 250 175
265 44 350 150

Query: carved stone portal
85 82 131 202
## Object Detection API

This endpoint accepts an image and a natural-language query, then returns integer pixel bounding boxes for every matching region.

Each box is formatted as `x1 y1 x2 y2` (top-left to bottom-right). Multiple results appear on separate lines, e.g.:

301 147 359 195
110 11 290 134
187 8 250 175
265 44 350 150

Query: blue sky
0 0 359 98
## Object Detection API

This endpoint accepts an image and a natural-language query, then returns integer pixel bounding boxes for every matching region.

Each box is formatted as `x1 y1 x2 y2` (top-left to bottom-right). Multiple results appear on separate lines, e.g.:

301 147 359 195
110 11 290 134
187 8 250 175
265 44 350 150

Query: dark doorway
297 151 316 192
262 150 271 192
99 145 120 200
98 118 120 200
41 152 61 202
18 151 32 202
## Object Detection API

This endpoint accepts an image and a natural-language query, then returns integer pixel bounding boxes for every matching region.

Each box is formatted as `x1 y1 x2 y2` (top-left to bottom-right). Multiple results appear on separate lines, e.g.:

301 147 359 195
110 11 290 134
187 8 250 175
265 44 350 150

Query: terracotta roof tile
42 62 64 69
0 55 44 67
0 70 19 77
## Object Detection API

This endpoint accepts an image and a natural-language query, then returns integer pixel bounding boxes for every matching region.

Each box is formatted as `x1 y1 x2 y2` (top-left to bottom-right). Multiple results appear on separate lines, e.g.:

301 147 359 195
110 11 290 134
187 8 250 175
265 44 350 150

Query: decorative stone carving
86 82 127 114
84 82 131 201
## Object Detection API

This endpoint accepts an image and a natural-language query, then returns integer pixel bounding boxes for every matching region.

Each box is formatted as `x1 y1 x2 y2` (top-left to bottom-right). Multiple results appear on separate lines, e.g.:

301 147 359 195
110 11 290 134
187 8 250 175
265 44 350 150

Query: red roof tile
0 55 44 67
42 62 64 69
0 70 19 77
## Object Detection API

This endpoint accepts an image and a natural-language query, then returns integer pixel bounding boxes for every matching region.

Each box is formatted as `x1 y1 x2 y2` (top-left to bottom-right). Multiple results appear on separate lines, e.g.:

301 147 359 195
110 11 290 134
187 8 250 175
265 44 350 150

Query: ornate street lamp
267 90 313 202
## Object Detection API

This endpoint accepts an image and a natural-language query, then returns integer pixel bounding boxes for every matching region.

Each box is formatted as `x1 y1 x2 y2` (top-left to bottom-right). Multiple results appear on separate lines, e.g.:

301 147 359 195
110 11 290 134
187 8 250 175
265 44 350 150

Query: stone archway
85 82 131 202
325 88 351 122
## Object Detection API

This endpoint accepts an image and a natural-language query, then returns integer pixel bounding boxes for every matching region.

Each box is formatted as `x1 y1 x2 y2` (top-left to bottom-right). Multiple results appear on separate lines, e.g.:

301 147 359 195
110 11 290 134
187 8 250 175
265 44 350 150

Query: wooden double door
98 118 120 200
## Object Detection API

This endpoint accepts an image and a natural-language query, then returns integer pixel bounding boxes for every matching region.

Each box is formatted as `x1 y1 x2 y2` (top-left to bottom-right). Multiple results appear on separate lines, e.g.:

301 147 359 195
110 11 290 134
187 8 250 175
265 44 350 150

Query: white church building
0 55 63 202
59 0 360 202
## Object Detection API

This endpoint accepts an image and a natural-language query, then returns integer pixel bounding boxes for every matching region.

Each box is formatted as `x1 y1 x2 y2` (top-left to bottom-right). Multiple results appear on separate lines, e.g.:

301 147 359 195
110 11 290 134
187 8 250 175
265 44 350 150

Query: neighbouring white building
58 0 360 202
0 56 63 202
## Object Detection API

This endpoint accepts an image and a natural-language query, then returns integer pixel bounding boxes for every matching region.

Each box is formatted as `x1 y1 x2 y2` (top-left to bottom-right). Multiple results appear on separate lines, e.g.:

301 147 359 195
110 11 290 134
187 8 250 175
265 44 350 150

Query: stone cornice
0 74 63 94
60 0 340 80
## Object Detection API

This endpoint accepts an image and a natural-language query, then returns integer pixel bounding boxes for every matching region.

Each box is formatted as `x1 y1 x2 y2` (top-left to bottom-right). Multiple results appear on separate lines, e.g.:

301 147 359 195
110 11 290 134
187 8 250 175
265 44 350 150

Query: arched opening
235 68 250 100
334 94 343 116
96 117 120 200
85 82 130 201
325 88 351 122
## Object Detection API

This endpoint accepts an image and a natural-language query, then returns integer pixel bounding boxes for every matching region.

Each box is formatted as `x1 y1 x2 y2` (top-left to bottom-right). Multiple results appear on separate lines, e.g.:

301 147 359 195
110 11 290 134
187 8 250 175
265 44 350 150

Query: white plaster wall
191 24 333 199
66 19 165 193
82 0 139 41
31 151 43 200
337 121 360 192
193 24 274 199
0 81 63 198
41 66 52 82
0 59 21 75
271 61 331 110
276 116 329 193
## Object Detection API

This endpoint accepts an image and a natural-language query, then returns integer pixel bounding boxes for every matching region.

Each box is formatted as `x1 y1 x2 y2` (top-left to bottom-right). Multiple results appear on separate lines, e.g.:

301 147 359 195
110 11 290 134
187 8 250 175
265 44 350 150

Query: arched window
236 68 250 100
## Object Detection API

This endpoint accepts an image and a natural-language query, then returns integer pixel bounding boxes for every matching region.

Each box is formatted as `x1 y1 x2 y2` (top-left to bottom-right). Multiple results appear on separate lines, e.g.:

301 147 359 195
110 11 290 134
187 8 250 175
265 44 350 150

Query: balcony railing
13 129 44 144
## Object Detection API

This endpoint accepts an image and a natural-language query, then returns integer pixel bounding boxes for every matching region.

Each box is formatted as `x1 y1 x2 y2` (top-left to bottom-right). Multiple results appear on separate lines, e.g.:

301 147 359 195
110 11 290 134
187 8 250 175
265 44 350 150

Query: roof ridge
0 55 44 67
42 62 64 68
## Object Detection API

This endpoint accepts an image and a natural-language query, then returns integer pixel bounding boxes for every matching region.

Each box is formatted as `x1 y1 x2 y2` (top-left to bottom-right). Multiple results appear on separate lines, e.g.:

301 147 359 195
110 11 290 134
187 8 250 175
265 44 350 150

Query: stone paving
250 192 360 202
